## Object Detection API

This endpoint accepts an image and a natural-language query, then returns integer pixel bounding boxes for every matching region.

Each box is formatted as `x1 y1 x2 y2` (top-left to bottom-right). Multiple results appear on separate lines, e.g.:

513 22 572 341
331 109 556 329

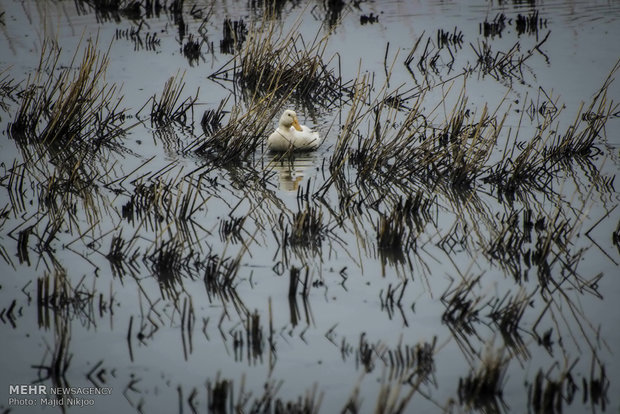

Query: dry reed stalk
148 70 198 127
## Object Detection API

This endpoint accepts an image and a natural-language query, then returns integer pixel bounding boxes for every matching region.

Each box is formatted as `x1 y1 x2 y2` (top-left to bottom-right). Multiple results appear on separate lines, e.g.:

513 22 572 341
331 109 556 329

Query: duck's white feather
267 110 320 152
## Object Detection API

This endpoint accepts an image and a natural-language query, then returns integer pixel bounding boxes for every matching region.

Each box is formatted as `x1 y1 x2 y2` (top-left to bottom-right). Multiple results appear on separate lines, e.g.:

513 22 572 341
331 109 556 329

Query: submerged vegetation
0 0 619 413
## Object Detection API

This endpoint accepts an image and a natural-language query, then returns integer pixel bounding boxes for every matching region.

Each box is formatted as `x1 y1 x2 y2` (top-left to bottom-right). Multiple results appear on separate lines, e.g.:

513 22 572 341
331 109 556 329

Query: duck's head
280 110 303 131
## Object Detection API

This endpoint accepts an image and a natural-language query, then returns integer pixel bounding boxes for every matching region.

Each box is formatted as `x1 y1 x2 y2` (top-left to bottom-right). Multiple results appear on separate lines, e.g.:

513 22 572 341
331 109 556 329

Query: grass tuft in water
210 14 351 109
10 39 127 153
148 71 198 127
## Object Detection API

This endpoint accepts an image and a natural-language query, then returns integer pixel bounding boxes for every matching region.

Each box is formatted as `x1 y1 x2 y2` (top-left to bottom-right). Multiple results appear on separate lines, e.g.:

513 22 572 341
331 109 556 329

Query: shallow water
1 0 619 413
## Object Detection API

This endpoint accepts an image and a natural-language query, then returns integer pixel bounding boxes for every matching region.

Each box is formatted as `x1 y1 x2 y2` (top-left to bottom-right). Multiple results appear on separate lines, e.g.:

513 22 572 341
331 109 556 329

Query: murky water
1 0 619 412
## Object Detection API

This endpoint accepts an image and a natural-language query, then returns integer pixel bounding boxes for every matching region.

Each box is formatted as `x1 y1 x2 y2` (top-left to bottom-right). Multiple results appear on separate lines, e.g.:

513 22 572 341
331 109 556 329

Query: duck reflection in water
267 152 317 192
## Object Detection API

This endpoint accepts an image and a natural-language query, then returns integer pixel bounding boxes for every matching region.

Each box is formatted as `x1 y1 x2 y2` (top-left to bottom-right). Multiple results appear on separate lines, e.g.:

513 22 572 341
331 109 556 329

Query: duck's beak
292 117 303 131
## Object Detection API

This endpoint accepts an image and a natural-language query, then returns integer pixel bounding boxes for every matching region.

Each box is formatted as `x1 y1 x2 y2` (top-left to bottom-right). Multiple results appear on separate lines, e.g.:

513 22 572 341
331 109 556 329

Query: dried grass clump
318 73 371 193
470 31 549 85
485 61 618 198
331 79 504 194
210 15 351 109
484 133 549 197
545 60 619 163
10 39 127 155
147 71 198 127
437 101 504 189
325 60 617 220
4 39 129 248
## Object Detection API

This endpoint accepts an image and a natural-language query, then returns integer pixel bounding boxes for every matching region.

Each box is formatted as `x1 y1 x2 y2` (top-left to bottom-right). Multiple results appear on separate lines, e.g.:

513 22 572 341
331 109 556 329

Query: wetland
0 0 619 412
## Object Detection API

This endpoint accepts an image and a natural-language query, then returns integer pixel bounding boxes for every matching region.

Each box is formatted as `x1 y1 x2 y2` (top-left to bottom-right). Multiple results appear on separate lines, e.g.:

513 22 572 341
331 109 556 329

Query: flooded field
1 0 619 412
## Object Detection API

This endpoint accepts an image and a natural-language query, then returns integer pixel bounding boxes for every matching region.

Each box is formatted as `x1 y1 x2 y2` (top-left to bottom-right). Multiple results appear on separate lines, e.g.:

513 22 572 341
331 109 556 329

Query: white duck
267 110 320 152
